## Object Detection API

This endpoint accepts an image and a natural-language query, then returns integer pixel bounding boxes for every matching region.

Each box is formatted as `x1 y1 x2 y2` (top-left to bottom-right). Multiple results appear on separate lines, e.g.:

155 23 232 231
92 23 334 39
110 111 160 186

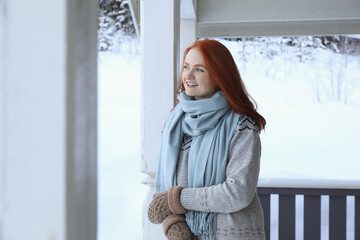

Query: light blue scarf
155 91 239 239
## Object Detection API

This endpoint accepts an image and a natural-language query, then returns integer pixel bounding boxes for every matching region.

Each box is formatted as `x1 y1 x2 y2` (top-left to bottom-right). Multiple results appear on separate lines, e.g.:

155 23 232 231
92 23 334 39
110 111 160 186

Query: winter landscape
97 34 360 240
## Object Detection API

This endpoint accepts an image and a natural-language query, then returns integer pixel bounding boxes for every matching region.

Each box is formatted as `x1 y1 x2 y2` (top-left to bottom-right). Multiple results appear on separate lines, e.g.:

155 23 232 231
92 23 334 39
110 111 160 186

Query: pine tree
98 0 136 51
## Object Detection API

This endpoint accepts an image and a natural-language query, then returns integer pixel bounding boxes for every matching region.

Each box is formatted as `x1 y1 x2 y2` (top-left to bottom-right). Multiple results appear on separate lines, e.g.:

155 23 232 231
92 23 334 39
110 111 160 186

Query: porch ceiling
196 0 360 37
131 0 360 38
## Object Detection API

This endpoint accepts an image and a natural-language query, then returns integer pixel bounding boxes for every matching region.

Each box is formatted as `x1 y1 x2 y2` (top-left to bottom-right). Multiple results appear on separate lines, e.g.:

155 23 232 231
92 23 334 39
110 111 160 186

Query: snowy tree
98 0 136 52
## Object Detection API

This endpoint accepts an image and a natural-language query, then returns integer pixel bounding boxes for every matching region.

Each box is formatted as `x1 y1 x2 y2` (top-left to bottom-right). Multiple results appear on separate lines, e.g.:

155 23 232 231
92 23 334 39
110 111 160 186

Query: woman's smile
185 81 198 87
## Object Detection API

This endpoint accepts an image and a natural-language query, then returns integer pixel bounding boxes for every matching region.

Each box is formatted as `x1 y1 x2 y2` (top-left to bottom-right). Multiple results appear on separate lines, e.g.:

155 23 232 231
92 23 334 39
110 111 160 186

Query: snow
98 40 147 240
348 35 360 40
215 38 360 183
98 37 360 240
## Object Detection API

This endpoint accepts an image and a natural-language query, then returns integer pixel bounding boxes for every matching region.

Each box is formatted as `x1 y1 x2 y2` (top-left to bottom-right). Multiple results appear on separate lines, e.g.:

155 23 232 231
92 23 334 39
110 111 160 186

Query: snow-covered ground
98 38 360 240
217 38 360 182
98 39 147 240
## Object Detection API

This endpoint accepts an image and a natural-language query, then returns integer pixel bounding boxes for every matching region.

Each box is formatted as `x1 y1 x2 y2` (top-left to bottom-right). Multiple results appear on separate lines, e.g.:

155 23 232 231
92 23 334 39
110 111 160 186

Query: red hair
176 39 266 131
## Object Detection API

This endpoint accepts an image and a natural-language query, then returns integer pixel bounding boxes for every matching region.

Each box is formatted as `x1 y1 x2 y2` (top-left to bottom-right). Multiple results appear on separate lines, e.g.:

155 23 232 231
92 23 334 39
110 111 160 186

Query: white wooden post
66 0 98 239
180 0 197 61
140 0 180 239
0 0 97 239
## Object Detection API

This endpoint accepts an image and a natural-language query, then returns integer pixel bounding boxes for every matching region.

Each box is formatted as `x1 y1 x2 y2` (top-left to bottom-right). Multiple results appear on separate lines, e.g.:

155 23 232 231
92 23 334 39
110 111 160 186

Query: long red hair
176 39 266 131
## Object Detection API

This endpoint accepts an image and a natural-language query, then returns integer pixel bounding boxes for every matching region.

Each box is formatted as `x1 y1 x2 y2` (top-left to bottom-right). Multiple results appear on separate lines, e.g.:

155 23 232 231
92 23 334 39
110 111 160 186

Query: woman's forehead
184 48 205 65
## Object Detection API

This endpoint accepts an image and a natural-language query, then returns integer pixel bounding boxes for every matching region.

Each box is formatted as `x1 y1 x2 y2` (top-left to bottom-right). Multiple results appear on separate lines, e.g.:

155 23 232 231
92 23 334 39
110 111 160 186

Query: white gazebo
129 0 360 239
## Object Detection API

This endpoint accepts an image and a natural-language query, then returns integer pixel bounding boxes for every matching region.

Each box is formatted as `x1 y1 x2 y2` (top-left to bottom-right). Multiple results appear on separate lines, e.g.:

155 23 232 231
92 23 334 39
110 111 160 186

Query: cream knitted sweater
177 116 265 240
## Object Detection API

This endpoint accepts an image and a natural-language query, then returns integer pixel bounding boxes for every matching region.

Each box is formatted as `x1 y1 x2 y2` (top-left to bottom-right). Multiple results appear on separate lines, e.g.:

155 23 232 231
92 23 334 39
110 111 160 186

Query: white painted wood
258 178 360 189
195 0 360 37
0 0 97 239
180 19 197 61
65 0 98 239
180 0 197 61
140 0 180 177
136 0 360 39
129 0 140 37
197 0 360 23
141 0 180 239
181 0 196 19
0 1 6 237
0 1 67 239
197 19 360 37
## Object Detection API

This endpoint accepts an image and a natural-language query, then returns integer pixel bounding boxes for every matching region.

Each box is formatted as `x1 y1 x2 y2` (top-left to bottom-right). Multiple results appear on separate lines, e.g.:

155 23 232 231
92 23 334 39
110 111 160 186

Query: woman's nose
186 69 194 78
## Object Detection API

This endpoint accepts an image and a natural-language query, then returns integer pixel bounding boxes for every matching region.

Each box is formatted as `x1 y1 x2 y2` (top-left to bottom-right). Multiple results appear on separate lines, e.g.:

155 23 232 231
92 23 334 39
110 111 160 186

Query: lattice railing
257 187 360 240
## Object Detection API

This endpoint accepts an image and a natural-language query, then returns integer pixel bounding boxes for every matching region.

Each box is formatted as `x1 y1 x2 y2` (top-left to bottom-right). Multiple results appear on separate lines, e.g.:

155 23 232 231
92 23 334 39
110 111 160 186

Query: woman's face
182 48 216 100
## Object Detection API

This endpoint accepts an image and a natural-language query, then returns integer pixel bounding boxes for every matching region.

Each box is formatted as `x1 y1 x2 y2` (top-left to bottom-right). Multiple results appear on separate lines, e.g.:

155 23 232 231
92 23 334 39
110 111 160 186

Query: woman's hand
147 186 187 224
163 215 197 240
148 191 172 224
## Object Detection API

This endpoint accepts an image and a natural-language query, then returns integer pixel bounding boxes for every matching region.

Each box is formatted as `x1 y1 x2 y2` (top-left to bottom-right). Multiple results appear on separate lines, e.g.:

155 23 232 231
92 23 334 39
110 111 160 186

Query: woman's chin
184 90 195 97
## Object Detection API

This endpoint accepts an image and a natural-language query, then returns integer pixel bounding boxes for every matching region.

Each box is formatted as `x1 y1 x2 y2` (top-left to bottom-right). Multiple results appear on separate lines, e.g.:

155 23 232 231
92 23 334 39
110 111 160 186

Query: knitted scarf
155 91 239 239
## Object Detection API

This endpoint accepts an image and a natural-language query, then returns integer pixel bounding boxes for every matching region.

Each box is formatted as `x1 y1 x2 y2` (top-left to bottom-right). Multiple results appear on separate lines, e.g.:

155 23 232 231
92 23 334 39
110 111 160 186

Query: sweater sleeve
179 127 261 214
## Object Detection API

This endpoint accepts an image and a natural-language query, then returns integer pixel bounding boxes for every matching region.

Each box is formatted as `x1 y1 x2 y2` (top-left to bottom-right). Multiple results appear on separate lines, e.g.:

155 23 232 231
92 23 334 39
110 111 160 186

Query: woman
148 39 266 240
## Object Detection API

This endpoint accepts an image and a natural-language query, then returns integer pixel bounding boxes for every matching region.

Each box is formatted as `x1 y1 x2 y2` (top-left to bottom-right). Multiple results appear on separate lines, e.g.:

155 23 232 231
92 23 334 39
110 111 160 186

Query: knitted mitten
168 186 187 215
148 186 187 224
148 191 172 224
163 215 197 240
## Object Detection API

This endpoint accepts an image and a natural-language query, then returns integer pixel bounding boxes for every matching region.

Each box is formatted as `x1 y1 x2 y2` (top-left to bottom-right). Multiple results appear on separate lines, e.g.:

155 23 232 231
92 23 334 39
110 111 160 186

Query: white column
0 0 97 239
180 19 197 60
65 0 98 239
140 0 180 239
180 0 197 61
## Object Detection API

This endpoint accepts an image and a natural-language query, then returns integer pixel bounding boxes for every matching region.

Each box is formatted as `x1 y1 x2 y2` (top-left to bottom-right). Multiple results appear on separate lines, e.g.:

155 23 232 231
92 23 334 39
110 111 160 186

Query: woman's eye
195 68 204 72
183 65 189 70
